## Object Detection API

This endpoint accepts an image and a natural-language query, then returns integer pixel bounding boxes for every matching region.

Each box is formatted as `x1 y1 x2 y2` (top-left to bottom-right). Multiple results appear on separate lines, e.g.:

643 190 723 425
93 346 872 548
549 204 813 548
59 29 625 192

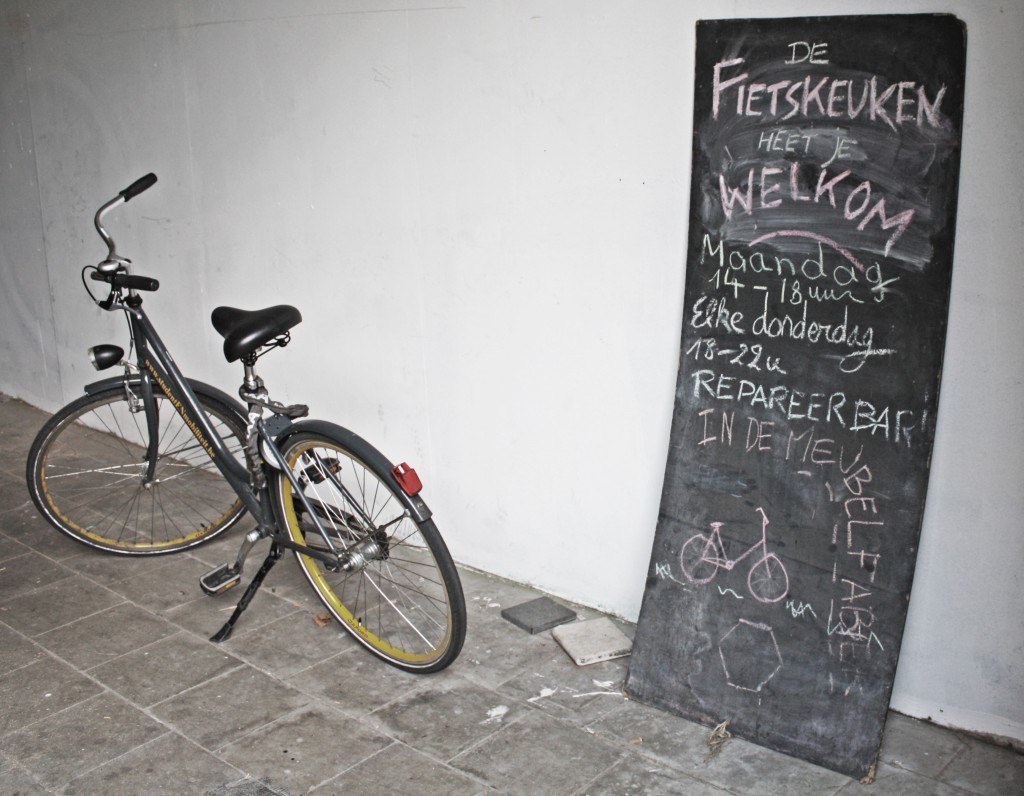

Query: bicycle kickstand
209 542 283 643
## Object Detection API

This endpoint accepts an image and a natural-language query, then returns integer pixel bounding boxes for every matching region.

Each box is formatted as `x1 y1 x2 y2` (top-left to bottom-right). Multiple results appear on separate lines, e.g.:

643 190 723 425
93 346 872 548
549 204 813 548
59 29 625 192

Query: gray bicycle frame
113 292 404 570
88 181 375 570
124 299 268 523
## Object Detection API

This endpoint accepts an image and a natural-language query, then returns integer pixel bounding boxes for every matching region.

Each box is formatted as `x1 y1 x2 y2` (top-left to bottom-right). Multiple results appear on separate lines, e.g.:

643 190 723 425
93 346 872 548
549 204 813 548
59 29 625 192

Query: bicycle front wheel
272 428 465 673
27 384 248 554
748 554 789 604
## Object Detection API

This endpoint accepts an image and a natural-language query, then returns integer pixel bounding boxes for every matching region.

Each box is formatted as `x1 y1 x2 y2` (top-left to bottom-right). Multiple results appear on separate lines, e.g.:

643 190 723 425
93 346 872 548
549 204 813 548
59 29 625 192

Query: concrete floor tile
938 738 1024 795
0 396 51 452
0 549 75 599
0 623 46 675
0 574 123 636
289 648 422 716
0 531 32 564
151 666 311 750
371 675 519 760
0 753 54 795
693 733 850 796
62 545 188 587
103 554 214 612
460 569 545 623
221 607 356 678
218 706 392 793
0 484 35 519
0 456 31 491
583 754 733 796
261 561 334 613
837 761 972 795
203 778 291 795
0 692 166 789
496 650 630 723
164 588 300 640
452 710 622 795
587 699 717 766
0 459 26 486
589 700 849 794
1 503 88 560
0 655 102 735
61 732 245 796
878 713 968 777
88 631 245 707
34 601 177 670
316 741 486 796
450 609 558 690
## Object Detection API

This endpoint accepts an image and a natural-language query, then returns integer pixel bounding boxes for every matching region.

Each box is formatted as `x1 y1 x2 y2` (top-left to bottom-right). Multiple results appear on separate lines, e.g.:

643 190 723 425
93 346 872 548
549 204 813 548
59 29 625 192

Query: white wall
1 0 1021 744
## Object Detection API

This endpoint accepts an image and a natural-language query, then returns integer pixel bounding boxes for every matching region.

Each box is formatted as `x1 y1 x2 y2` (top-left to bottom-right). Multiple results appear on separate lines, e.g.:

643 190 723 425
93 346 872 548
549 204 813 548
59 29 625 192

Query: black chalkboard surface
625 15 966 779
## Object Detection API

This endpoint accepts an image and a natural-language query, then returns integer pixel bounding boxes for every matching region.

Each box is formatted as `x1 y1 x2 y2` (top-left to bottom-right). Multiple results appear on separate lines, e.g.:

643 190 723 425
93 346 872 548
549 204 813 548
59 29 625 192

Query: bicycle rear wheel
27 384 248 554
272 428 465 673
679 533 719 584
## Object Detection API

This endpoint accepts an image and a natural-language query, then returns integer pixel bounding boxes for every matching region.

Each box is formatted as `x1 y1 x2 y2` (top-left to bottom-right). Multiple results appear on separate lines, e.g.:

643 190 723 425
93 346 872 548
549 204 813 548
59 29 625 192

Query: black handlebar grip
120 173 157 202
117 274 160 291
89 270 159 292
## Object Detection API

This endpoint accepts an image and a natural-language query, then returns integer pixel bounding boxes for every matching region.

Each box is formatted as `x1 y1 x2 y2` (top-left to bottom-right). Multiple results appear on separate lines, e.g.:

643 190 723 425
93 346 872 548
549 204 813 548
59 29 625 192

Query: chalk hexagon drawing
718 618 784 693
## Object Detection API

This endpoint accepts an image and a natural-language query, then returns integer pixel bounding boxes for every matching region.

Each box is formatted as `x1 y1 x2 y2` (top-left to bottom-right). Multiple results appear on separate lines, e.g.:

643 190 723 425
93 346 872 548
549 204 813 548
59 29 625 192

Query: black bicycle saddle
211 305 302 362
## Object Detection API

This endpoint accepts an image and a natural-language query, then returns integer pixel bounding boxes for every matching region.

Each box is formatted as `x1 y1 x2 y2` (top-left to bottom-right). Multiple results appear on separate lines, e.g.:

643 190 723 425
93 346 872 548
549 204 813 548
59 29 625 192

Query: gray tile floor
1 395 1021 795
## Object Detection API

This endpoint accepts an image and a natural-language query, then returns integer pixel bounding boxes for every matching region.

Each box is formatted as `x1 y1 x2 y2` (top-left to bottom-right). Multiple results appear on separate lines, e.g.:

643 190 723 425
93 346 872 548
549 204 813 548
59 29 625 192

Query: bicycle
25 173 466 673
678 507 789 603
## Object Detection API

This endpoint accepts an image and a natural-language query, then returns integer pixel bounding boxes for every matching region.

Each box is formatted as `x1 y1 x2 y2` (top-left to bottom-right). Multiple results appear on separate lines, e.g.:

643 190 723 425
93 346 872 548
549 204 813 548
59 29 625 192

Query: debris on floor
706 720 732 760
501 596 577 634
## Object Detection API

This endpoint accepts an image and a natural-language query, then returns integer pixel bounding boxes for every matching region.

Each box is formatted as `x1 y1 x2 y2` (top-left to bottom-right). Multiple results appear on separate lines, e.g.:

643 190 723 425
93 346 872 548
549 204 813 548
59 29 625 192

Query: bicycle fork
121 368 162 484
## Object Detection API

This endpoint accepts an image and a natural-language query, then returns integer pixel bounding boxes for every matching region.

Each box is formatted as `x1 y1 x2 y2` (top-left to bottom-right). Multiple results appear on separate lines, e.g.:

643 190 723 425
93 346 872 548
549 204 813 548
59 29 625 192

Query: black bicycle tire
271 426 466 673
26 384 249 554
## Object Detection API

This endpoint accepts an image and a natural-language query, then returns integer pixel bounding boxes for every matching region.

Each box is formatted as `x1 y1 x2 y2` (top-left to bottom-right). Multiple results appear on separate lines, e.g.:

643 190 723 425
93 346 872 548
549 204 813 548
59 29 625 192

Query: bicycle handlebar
94 172 157 273
120 173 157 202
89 172 161 308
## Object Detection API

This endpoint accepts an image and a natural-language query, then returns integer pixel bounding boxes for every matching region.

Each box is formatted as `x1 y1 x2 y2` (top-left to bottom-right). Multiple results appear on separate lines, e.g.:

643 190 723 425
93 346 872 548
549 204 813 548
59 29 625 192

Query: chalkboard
625 14 966 779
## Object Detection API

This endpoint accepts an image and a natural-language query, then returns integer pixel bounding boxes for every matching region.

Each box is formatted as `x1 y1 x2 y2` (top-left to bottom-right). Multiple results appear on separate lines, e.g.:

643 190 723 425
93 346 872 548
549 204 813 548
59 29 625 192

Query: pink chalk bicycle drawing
679 507 789 603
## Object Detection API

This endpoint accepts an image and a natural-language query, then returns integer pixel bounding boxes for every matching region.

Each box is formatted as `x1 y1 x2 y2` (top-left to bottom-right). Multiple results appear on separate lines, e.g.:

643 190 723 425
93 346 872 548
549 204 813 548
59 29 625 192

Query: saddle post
198 355 275 602
199 305 311 639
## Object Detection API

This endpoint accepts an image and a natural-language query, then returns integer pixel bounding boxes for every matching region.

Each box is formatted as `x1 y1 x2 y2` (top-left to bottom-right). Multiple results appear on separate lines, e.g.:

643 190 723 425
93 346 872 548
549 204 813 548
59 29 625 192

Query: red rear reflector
392 463 423 496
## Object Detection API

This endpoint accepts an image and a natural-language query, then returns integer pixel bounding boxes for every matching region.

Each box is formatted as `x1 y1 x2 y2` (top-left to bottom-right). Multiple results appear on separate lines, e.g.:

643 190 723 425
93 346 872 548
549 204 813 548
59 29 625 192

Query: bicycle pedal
200 563 241 596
